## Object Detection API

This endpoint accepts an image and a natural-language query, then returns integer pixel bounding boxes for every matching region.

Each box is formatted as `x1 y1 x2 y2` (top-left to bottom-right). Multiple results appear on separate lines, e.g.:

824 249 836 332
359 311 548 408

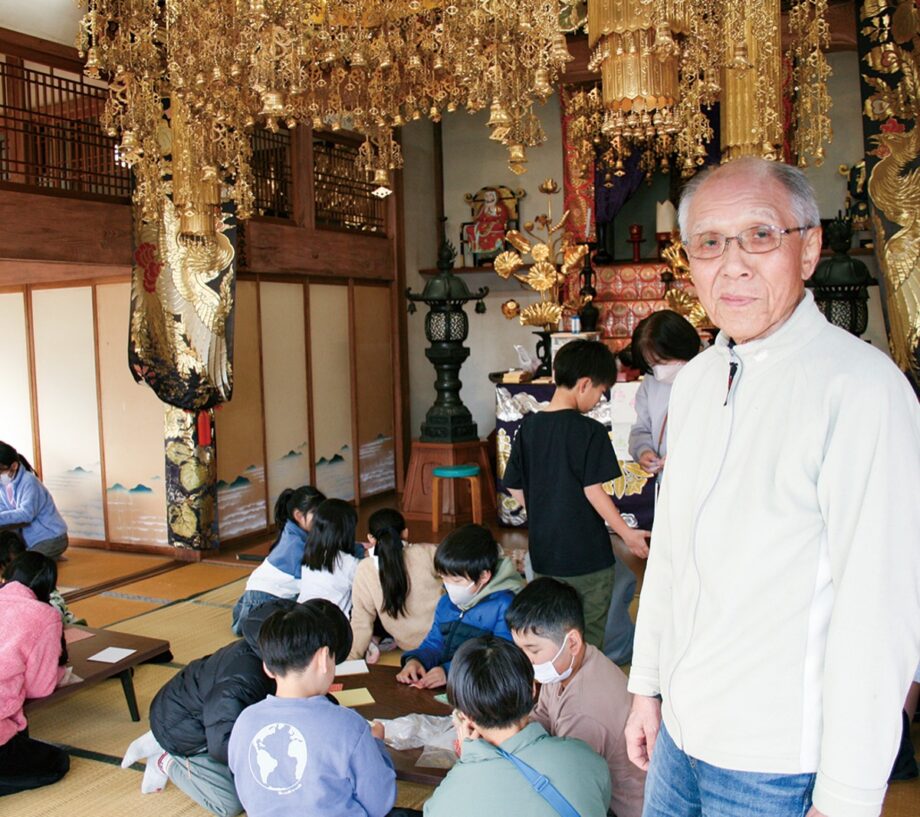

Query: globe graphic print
248 722 309 793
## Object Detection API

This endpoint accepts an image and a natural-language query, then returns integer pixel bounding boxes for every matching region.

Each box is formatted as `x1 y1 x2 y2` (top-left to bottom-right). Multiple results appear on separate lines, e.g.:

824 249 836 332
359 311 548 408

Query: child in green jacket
423 635 611 817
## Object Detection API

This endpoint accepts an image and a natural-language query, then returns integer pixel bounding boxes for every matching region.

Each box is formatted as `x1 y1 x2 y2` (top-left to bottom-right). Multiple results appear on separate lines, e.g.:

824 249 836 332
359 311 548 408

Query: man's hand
415 665 447 689
622 527 651 559
805 809 828 817
370 721 385 740
625 694 662 771
638 451 662 474
396 659 426 684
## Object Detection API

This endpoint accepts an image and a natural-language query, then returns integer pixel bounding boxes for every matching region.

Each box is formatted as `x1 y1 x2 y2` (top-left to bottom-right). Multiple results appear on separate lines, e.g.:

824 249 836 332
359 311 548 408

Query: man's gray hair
677 158 821 241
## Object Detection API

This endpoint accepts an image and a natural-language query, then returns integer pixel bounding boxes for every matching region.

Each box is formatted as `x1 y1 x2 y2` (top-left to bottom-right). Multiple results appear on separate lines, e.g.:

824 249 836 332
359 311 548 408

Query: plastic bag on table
378 713 457 769
378 713 453 750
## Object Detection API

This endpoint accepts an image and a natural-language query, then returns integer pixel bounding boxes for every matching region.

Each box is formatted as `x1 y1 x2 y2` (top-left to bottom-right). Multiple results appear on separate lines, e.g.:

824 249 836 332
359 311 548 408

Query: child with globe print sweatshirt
228 601 420 817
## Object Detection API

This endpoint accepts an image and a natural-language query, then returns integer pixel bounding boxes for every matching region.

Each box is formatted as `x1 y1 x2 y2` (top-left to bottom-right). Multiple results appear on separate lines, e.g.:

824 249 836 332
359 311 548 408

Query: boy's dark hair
270 485 326 553
303 498 358 573
553 339 618 389
368 507 410 618
434 524 499 581
630 310 701 375
447 635 535 728
505 577 585 644
258 598 352 675
3 551 57 605
0 530 26 570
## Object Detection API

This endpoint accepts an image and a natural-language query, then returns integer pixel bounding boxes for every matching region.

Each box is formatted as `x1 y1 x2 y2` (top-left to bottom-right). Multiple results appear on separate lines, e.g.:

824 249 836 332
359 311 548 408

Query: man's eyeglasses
686 225 814 260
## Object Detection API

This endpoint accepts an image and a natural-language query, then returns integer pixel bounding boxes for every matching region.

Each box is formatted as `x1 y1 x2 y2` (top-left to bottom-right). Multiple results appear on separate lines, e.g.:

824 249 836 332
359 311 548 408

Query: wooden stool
431 464 482 533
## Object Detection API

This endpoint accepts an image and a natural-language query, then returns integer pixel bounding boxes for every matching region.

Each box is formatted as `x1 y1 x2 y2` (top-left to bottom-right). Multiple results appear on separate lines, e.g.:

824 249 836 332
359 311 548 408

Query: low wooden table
26 625 171 722
336 664 453 786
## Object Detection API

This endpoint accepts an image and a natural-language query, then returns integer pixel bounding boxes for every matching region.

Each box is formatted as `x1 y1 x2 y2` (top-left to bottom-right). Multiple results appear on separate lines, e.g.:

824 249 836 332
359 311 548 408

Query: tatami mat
191 576 248 607
109 601 236 664
29 665 179 758
57 548 175 591
7 756 210 817
68 595 163 628
397 780 434 809
112 563 252 603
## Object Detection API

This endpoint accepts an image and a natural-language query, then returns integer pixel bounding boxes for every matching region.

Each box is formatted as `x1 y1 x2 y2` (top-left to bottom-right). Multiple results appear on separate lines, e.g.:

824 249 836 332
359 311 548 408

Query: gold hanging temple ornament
77 0 580 232
581 0 832 175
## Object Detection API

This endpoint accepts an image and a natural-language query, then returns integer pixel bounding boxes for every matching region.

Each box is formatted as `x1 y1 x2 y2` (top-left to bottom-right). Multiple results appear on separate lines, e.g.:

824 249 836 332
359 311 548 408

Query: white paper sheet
335 659 369 676
87 646 136 663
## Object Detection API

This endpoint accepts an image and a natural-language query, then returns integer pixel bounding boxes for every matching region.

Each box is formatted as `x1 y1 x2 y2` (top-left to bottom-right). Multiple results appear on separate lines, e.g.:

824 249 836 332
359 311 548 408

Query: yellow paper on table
336 688 375 708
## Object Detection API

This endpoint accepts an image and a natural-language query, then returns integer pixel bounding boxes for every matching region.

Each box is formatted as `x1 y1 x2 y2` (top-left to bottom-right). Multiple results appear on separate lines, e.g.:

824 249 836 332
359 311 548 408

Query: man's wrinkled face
685 169 821 344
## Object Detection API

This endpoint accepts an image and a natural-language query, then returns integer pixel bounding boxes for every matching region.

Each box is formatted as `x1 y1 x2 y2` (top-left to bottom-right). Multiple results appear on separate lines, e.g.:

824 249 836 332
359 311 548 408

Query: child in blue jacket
231 486 325 634
396 524 523 690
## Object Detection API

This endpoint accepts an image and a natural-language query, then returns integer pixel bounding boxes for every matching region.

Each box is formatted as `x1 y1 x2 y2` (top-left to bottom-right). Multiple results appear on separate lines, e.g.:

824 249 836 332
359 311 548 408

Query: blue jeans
643 723 816 817
230 590 278 635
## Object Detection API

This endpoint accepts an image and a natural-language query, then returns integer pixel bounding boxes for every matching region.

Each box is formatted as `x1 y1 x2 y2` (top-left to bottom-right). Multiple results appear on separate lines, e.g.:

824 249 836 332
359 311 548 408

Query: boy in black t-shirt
503 340 650 648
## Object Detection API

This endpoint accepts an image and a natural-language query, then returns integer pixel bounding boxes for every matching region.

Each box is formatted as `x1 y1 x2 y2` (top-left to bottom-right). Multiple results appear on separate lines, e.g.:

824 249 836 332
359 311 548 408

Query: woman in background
0 551 71 796
605 311 701 665
348 508 442 662
0 442 68 560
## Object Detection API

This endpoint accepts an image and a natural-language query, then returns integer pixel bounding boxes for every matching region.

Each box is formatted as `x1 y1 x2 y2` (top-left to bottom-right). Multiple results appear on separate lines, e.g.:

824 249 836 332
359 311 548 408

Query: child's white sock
121 730 164 768
141 752 171 794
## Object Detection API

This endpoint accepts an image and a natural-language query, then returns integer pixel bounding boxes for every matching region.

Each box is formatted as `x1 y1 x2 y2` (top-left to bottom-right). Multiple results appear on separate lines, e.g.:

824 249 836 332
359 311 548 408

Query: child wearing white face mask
508 578 646 817
396 524 523 690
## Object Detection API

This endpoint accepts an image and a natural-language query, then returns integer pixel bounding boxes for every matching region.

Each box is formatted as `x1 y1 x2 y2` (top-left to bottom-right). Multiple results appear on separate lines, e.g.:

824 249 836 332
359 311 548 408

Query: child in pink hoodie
0 551 70 796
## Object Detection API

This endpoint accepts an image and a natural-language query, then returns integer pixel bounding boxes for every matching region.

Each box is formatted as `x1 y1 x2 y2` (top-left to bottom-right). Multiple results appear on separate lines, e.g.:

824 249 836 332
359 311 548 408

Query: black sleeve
581 421 621 486
503 425 525 489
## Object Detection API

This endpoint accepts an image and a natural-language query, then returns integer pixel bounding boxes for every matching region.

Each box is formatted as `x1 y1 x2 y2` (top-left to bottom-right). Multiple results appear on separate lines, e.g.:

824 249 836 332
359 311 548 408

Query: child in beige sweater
348 508 442 661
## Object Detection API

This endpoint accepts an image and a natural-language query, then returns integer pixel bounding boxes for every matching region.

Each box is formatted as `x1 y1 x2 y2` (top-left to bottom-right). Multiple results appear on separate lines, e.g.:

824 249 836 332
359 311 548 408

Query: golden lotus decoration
495 178 588 331
494 251 524 280
77 0 581 236
520 301 565 329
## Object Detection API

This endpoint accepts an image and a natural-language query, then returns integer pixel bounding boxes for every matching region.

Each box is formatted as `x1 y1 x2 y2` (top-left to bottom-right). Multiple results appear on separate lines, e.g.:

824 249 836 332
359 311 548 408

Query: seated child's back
397 524 523 689
296 499 360 615
229 601 395 817
232 486 325 634
423 635 610 817
349 508 441 660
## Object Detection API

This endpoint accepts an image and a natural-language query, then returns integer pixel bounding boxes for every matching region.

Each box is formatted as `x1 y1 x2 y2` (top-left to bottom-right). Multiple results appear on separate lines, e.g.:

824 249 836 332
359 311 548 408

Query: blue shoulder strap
494 747 581 817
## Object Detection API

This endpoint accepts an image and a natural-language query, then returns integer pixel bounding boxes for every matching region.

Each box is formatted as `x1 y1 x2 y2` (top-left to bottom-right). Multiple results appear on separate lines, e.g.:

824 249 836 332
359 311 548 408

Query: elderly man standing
625 157 920 817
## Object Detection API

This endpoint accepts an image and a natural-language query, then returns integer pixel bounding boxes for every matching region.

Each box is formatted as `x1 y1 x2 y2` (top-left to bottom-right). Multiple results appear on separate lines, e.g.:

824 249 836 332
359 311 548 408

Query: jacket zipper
666 346 742 744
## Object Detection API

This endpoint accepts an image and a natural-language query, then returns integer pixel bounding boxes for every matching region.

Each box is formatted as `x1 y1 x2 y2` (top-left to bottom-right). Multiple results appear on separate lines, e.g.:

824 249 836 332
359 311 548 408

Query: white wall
402 98 568 440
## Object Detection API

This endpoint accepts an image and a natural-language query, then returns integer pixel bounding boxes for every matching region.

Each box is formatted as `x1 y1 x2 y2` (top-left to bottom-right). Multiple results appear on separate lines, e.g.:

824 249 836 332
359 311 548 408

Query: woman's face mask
652 361 685 384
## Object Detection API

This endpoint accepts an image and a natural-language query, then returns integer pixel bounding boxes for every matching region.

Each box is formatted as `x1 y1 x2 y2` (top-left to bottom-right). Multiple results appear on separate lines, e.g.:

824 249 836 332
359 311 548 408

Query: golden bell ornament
259 91 285 117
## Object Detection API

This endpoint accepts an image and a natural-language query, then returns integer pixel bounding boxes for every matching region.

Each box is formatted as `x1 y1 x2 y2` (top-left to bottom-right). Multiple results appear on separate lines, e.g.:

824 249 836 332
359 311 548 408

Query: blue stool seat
433 464 480 479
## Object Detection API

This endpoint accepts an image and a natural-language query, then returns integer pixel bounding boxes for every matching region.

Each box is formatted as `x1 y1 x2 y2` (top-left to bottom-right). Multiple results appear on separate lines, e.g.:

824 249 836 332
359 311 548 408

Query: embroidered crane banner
128 199 237 411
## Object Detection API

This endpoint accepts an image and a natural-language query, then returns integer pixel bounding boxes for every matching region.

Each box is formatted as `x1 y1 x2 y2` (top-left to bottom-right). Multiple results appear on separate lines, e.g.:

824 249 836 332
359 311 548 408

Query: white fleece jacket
628 291 920 817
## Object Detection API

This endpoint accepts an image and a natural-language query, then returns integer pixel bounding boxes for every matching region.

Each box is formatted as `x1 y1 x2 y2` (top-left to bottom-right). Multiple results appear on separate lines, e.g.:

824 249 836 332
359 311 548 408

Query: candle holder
656 231 674 259
627 224 645 263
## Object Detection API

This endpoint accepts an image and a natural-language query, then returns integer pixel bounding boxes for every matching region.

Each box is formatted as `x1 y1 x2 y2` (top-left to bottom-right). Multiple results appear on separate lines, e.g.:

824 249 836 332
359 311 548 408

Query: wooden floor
13 495 920 816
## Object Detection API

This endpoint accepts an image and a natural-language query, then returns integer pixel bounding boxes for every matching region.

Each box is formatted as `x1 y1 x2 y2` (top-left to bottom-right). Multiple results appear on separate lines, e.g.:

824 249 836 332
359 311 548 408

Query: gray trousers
30 533 69 560
603 545 638 665
167 753 243 817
